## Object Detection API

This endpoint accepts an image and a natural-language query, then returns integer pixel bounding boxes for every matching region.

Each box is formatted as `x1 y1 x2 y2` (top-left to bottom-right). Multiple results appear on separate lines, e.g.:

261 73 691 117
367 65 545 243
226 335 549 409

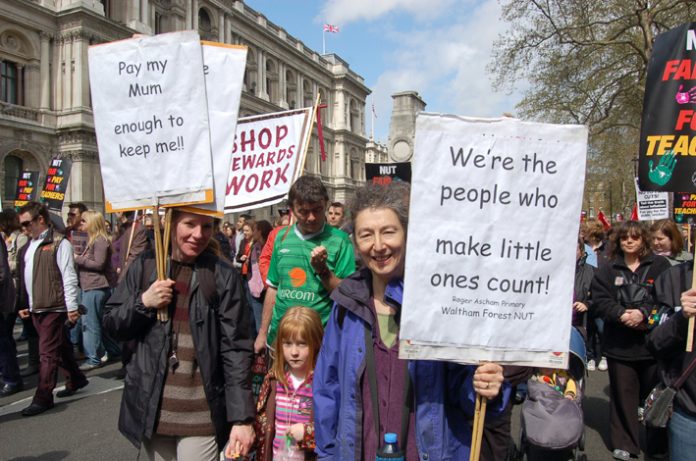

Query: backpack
616 269 665 330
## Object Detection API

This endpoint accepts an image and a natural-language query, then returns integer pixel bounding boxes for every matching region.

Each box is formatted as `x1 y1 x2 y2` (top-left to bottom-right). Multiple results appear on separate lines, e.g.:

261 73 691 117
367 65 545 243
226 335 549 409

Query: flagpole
322 29 326 54
370 95 375 140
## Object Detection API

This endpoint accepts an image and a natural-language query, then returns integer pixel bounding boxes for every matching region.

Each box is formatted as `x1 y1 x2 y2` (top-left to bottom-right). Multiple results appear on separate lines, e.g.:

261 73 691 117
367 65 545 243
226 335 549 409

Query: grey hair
349 182 410 230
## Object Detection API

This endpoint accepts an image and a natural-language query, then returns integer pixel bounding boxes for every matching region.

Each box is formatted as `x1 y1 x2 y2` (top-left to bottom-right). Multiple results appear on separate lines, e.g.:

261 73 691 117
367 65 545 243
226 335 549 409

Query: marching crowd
1 175 696 461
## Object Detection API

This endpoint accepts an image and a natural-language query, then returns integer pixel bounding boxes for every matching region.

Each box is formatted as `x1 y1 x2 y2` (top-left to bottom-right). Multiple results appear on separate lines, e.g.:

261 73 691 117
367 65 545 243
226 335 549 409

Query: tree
490 0 696 217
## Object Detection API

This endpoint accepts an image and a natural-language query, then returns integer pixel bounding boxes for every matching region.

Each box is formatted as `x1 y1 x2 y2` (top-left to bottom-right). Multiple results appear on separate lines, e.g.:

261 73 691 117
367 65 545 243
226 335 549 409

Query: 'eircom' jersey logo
288 268 307 287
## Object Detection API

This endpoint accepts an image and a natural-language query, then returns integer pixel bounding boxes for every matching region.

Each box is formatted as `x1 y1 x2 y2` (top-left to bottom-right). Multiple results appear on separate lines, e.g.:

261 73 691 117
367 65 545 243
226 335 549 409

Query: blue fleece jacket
313 269 510 460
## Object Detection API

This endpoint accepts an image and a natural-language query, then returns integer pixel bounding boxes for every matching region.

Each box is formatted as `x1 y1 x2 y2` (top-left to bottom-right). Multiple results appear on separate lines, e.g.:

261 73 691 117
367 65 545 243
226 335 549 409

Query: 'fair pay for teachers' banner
638 23 696 192
399 114 588 368
224 108 313 213
88 31 214 211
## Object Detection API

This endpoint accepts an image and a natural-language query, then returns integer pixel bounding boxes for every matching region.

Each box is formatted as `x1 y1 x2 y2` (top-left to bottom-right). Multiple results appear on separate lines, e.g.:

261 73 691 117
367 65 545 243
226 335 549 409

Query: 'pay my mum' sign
400 114 588 368
89 31 214 211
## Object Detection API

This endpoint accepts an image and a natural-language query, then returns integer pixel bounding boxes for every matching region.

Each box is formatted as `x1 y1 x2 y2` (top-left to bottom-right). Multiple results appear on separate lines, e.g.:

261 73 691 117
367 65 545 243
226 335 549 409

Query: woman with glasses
591 221 671 461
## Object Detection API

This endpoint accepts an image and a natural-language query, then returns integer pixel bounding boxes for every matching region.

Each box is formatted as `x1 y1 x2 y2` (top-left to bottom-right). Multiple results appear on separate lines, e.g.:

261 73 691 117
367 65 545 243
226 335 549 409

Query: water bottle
376 433 405 461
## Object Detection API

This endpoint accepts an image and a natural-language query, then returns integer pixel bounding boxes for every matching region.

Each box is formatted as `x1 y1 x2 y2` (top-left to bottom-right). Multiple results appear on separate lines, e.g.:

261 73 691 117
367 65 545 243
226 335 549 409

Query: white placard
635 178 670 221
400 114 588 368
88 31 214 211
224 108 313 213
182 42 247 217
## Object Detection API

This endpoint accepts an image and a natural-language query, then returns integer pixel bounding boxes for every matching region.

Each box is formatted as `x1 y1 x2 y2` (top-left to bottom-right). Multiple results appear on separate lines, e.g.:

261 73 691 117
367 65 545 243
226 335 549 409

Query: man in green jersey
254 176 355 353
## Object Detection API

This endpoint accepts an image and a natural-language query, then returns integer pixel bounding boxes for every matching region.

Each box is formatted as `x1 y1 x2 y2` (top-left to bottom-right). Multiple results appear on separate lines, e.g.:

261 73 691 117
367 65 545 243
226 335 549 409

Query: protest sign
365 162 411 185
635 178 670 221
71 230 89 255
639 23 696 192
674 192 696 224
88 31 214 211
181 41 247 217
40 158 72 211
224 107 313 213
14 171 39 208
399 114 588 368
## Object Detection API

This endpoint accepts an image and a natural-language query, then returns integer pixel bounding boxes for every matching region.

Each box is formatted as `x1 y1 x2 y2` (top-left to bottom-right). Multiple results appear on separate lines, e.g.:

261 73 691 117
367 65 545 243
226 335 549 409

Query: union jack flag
323 24 340 33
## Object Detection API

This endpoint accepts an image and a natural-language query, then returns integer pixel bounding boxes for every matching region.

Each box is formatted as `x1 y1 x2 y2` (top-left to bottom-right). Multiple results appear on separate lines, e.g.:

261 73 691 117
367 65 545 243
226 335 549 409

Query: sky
244 0 525 144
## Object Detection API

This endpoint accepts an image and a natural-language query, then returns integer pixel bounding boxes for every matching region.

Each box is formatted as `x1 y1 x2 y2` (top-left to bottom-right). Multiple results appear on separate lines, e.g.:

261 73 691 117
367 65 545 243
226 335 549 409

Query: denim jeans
81 288 119 365
243 280 263 337
670 407 696 460
69 289 83 350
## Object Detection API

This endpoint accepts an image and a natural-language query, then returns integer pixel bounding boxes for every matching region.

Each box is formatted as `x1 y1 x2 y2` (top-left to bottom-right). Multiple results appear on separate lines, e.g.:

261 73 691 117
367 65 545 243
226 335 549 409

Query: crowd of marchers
1 177 696 461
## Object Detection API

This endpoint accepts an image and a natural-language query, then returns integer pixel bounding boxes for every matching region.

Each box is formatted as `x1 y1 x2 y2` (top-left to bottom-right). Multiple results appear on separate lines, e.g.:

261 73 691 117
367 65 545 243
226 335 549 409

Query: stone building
0 0 370 215
387 91 426 163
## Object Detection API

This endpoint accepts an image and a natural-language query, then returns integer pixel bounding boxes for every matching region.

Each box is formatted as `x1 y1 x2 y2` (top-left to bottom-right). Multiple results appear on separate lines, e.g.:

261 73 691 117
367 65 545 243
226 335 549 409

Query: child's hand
564 393 575 400
287 423 305 442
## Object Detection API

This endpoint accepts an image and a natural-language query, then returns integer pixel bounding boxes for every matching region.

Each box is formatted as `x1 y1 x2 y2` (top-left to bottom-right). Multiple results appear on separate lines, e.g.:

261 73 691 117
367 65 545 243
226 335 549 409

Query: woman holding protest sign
74 210 119 370
648 261 696 461
103 209 255 461
313 182 509 460
591 221 671 461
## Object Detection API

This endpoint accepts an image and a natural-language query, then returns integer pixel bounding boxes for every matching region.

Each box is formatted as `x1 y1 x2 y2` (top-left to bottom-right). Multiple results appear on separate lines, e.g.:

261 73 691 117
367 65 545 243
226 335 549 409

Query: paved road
0 334 665 460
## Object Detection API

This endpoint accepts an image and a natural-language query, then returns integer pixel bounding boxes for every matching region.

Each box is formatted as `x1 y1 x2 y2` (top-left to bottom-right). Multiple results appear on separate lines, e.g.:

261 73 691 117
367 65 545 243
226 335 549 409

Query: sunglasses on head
20 216 38 227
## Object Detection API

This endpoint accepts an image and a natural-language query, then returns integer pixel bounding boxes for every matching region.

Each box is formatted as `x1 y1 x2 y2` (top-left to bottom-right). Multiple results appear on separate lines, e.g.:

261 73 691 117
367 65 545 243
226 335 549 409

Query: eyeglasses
20 216 38 228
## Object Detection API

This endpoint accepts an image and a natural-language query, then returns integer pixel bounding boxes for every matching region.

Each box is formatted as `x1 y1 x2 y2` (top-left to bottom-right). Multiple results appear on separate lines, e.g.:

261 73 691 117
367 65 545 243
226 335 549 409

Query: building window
265 59 278 103
245 49 257 95
155 12 165 34
3 155 23 201
1 60 19 104
303 79 312 107
198 8 213 41
99 0 111 18
286 69 296 109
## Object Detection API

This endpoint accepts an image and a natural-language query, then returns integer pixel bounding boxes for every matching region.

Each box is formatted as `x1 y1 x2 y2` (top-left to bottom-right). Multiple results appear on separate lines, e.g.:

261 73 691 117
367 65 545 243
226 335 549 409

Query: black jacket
573 261 595 329
103 250 254 449
648 262 696 417
0 237 15 314
591 253 670 361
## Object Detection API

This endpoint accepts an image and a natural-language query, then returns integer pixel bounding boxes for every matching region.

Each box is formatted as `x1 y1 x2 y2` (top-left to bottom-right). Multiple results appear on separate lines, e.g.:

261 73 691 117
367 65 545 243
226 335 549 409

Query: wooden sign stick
688 248 695 352
469 394 487 461
152 204 169 322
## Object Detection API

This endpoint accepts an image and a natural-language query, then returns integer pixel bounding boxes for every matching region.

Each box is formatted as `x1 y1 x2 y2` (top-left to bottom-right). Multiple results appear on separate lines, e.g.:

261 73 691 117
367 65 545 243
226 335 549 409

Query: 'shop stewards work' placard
88 31 214 211
224 108 313 213
14 171 39 208
40 158 72 211
400 114 588 368
639 23 696 192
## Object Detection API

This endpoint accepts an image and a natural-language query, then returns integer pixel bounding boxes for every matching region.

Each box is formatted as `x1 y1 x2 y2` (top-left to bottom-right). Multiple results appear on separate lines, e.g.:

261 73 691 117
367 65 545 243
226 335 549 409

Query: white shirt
23 229 79 312
233 231 245 268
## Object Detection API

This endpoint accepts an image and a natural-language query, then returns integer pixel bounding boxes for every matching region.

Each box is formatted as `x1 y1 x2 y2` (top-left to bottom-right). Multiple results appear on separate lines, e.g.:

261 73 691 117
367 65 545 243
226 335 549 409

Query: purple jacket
313 269 510 461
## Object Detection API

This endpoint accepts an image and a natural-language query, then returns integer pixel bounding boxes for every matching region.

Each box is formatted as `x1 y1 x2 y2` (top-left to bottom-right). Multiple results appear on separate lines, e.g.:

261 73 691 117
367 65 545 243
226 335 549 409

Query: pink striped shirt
273 371 313 459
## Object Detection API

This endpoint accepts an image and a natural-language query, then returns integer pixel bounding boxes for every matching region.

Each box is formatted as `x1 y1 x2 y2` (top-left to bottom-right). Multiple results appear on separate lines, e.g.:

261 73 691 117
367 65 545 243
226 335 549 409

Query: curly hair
611 221 651 259
349 182 410 231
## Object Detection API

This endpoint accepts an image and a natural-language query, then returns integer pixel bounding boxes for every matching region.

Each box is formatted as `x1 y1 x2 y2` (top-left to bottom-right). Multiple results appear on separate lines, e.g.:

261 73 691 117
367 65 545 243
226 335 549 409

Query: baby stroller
514 327 587 461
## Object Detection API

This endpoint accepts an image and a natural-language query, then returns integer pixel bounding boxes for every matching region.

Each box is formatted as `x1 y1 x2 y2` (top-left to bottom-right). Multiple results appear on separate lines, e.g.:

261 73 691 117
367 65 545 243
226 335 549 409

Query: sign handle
687 255 694 351
469 394 487 461
152 200 172 323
